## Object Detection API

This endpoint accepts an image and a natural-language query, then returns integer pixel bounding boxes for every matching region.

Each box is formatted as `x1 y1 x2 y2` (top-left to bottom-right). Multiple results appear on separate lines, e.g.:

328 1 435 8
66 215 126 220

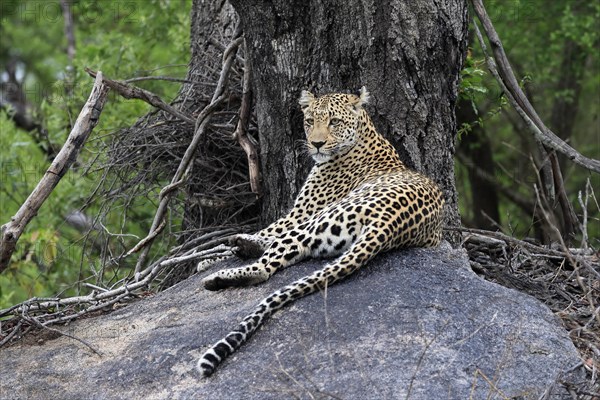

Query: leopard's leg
231 189 325 258
202 227 314 290
229 216 300 259
196 254 235 273
202 207 360 291
198 227 385 377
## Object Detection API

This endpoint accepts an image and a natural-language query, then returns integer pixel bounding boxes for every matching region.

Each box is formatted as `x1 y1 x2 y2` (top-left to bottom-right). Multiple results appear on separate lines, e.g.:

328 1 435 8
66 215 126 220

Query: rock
0 245 582 399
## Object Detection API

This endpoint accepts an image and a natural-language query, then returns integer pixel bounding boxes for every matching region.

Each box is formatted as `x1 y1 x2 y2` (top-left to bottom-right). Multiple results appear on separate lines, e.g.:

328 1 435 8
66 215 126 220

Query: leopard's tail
197 229 380 377
197 277 311 377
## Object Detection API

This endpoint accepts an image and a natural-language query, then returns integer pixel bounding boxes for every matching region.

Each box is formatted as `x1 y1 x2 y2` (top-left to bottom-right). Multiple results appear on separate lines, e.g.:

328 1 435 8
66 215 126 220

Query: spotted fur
197 87 444 377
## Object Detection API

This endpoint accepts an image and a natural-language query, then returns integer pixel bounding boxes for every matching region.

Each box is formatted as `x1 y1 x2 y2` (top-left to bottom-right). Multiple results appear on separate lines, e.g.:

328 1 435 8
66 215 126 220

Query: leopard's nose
311 141 326 149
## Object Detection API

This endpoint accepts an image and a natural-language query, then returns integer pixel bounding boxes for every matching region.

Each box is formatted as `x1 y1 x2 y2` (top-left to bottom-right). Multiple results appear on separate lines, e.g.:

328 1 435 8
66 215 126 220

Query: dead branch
0 237 233 325
0 72 110 272
23 315 103 356
577 179 594 250
471 5 585 241
85 68 195 125
471 369 511 400
447 226 597 261
124 76 204 85
131 32 243 277
125 219 167 257
471 0 600 174
550 153 578 239
169 228 239 253
234 39 261 196
530 157 565 244
0 320 23 347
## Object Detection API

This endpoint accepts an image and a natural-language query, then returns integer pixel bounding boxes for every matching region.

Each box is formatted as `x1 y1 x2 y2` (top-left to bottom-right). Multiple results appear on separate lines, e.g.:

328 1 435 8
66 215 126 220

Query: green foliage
457 51 509 139
0 0 192 309
459 53 488 101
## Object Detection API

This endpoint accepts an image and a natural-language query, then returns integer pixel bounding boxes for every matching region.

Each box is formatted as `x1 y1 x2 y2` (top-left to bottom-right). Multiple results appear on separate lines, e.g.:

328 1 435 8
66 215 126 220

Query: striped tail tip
197 350 220 378
197 356 216 378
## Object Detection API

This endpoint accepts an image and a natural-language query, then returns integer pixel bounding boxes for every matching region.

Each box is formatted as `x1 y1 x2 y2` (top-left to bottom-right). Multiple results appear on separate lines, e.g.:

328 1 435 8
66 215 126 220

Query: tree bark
228 0 467 235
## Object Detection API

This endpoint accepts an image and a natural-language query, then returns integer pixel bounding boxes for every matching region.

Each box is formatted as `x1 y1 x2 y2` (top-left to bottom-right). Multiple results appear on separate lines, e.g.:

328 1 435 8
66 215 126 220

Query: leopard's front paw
202 266 269 291
202 274 234 291
229 234 267 259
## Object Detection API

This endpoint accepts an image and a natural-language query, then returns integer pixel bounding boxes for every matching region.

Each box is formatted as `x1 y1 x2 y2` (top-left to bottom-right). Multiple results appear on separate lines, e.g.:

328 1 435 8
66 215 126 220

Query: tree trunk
176 0 467 241
228 0 467 236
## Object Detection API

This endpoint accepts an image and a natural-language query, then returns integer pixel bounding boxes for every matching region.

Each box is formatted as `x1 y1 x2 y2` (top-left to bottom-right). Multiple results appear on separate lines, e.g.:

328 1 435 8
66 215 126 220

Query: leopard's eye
305 118 314 126
329 118 342 126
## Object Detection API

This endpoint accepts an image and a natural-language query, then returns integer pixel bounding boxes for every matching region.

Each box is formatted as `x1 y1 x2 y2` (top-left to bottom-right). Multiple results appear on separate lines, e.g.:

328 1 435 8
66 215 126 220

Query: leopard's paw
202 274 234 291
229 234 267 259
202 266 269 290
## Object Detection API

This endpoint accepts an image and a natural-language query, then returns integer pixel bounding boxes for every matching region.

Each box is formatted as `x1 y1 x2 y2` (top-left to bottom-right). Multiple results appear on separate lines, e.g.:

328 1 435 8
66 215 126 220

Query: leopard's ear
349 86 370 111
299 90 315 110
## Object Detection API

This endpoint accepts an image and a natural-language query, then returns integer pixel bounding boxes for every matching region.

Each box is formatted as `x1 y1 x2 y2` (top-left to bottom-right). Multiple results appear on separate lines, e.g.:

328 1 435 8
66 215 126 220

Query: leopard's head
299 87 370 163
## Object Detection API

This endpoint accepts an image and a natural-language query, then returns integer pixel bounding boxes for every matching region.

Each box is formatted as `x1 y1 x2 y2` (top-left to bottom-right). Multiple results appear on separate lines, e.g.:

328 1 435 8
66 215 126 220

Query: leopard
197 87 445 377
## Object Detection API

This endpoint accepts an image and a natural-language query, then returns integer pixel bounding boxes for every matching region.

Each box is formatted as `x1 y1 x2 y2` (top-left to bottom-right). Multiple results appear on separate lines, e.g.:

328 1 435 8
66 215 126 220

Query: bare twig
234 39 261 195
130 92 228 277
470 0 600 174
125 219 167 256
0 72 110 272
273 353 317 400
531 160 563 244
131 32 243 277
446 226 595 261
124 76 204 85
0 241 232 330
23 315 103 356
168 228 239 254
85 68 195 125
406 322 448 400
577 178 595 250
0 321 23 347
470 368 510 400
550 152 578 240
